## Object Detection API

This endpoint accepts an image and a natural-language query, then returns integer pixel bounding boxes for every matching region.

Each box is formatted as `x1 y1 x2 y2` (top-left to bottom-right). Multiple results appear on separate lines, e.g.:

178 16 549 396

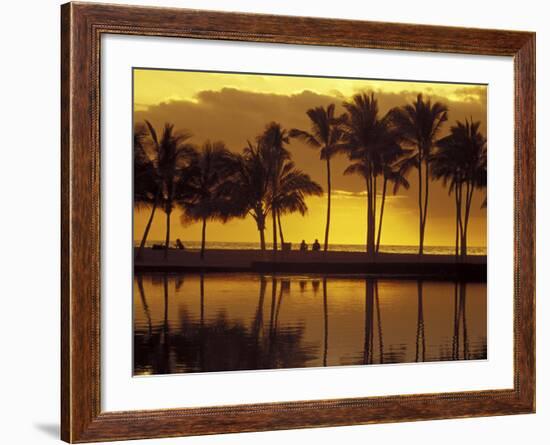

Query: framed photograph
61 2 535 442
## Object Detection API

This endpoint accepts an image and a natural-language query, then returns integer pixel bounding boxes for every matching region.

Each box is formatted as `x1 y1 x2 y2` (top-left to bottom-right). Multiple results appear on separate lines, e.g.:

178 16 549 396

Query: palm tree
271 160 323 243
178 141 240 259
144 121 196 259
226 125 322 251
376 147 410 253
227 141 272 250
258 123 291 252
341 92 399 257
227 140 322 251
134 124 159 260
290 104 343 251
433 119 487 259
391 94 448 254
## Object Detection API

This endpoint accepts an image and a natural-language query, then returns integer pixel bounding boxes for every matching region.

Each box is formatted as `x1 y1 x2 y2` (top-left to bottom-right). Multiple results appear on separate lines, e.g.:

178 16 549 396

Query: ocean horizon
134 240 487 256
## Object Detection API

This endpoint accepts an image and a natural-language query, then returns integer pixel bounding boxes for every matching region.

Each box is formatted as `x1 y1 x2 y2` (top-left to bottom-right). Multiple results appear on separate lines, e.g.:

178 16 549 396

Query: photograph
132 68 488 376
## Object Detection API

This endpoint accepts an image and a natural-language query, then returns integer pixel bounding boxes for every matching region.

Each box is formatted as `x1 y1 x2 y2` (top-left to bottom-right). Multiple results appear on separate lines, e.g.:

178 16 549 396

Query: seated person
175 238 185 250
312 239 321 251
299 240 308 251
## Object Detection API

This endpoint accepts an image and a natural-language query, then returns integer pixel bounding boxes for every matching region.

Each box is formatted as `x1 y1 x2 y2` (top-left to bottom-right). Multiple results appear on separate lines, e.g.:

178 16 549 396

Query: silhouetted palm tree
258 123 291 252
376 146 410 253
271 160 323 243
290 104 344 251
432 119 487 259
229 126 321 251
144 121 196 259
341 92 399 257
134 124 159 260
391 94 448 254
178 141 240 259
227 141 272 250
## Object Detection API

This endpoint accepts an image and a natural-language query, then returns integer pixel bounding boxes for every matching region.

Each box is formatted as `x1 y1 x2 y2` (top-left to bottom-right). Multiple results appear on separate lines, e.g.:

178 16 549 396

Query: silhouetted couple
300 239 321 252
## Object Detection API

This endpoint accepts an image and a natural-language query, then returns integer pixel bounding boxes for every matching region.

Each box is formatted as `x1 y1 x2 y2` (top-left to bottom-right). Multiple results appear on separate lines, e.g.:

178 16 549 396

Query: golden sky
133 68 487 248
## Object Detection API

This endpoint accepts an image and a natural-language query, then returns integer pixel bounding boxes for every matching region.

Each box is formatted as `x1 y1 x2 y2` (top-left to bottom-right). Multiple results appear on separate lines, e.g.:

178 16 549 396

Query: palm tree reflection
452 281 470 360
136 274 152 336
415 280 426 362
375 282 384 364
362 280 386 365
322 277 329 366
159 274 171 374
133 274 484 375
134 274 316 374
363 280 375 364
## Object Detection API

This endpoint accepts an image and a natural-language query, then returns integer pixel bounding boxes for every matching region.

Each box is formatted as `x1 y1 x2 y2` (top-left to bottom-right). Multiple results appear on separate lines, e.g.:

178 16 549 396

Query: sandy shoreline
134 248 486 280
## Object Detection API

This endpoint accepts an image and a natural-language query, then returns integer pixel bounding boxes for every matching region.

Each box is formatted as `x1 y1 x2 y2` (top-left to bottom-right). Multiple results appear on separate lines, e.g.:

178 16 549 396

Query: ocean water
135 240 486 256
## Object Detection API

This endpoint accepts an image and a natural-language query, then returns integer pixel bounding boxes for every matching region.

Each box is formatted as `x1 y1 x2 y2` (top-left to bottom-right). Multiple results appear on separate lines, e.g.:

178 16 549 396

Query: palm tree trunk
324 158 332 252
259 227 266 251
200 216 207 259
255 213 266 250
272 208 278 252
461 182 475 259
457 183 465 261
272 171 278 252
460 183 469 259
420 160 430 254
369 176 376 257
455 184 460 261
277 210 285 245
373 174 377 235
164 206 171 259
136 192 160 260
367 172 376 257
376 178 388 253
365 180 371 252
417 153 424 255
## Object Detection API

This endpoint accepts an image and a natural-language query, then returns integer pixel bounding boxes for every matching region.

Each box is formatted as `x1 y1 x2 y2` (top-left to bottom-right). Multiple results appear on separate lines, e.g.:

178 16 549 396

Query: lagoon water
133 273 486 375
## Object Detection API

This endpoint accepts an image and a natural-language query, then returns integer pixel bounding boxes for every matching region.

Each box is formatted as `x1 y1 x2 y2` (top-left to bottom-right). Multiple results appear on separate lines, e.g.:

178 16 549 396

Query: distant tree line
134 92 487 260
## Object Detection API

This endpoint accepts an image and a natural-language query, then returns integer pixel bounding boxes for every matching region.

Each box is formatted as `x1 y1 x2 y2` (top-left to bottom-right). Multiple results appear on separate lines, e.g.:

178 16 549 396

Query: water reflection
134 274 487 375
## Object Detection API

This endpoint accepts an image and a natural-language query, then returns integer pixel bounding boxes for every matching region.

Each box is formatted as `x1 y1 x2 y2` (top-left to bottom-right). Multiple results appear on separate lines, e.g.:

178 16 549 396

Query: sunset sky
133 68 487 248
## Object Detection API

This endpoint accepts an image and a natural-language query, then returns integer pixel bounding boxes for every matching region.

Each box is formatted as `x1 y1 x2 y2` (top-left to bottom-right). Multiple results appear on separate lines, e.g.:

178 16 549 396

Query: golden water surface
133 274 486 375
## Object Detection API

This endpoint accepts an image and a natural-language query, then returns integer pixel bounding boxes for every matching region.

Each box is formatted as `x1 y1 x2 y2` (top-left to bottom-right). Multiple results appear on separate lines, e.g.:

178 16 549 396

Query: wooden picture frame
61 2 535 442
